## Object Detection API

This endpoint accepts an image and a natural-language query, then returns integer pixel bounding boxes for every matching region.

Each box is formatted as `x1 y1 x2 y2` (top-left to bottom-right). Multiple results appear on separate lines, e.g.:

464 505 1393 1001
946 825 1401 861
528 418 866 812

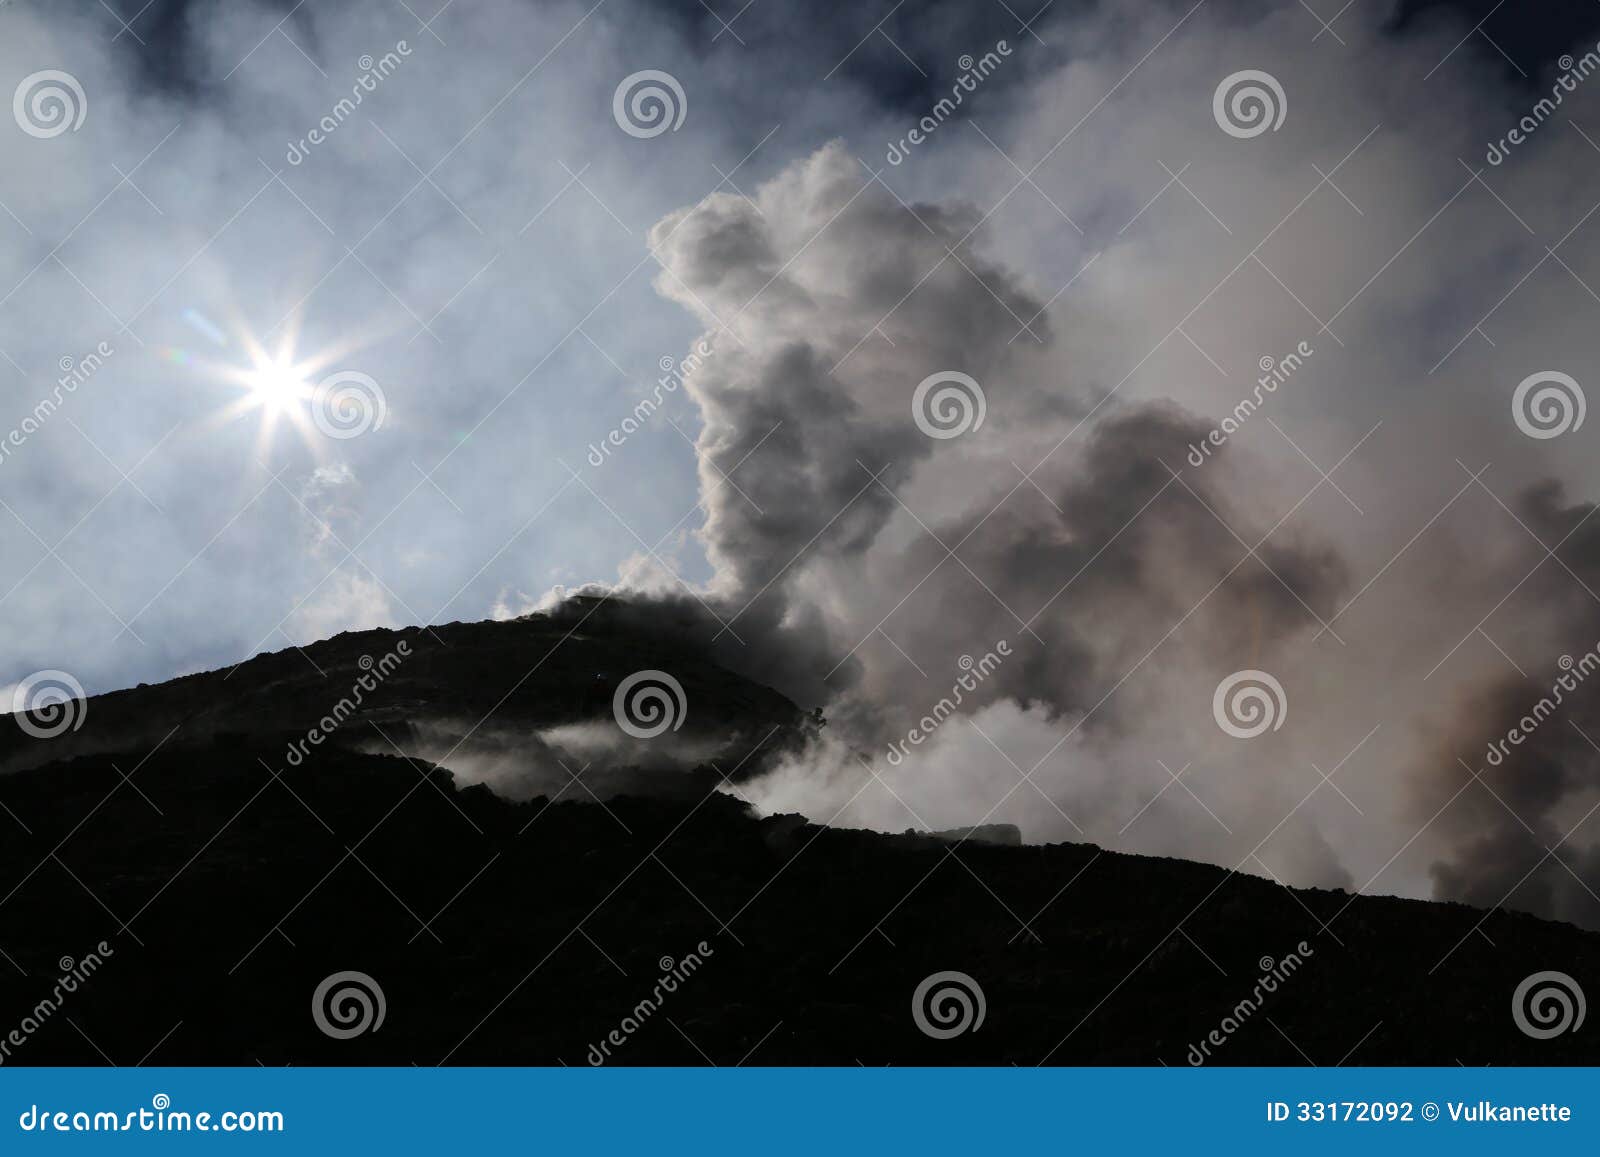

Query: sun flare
244 357 311 415
192 319 369 457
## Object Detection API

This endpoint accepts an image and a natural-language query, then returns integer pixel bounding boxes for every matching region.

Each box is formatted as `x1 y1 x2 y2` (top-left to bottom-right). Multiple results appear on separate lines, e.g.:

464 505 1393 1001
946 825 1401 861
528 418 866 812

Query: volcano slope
0 609 1595 1065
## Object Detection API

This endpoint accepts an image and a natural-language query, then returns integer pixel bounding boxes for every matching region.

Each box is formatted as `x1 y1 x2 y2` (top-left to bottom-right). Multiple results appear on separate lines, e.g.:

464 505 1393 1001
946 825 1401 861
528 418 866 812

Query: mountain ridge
0 610 1595 1064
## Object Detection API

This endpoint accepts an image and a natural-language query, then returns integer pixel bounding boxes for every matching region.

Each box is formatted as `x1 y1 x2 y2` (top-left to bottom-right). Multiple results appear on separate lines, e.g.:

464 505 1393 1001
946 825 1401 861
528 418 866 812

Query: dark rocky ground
0 596 805 787
2 743 1597 1065
0 607 1596 1066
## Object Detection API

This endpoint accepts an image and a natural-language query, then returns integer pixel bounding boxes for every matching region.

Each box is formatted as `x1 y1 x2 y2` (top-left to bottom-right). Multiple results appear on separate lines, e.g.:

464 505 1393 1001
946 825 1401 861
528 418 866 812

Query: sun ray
169 293 395 460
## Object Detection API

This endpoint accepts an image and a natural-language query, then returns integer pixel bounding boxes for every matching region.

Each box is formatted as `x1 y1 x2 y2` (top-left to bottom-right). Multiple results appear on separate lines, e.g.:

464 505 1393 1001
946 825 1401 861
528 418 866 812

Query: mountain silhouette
0 600 1595 1065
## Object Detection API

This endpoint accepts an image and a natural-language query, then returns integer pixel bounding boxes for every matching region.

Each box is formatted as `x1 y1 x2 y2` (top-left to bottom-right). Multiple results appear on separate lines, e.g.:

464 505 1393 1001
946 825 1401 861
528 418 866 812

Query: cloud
287 570 396 644
616 2 1600 923
1409 482 1600 927
629 137 1351 886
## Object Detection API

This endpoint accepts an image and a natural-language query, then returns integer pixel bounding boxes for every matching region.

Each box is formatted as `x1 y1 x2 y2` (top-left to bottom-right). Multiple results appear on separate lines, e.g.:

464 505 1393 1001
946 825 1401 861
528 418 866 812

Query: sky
5 0 1600 924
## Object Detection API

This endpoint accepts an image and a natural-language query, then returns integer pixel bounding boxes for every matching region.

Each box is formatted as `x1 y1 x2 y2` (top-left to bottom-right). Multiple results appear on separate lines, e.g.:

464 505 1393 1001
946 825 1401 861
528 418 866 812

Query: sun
244 356 311 415
196 335 329 456
186 309 380 458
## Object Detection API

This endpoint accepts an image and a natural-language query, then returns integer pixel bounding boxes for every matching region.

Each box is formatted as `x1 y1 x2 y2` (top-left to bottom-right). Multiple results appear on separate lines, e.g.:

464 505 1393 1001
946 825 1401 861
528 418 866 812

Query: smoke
393 717 731 802
1410 482 1600 926
647 140 1342 713
625 139 1356 889
595 3 1600 923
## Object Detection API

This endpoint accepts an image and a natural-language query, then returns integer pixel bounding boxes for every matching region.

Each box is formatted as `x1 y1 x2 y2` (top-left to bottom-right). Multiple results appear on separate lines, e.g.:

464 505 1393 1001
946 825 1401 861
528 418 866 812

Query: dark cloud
876 401 1346 726
1392 0 1600 82
1414 482 1600 927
